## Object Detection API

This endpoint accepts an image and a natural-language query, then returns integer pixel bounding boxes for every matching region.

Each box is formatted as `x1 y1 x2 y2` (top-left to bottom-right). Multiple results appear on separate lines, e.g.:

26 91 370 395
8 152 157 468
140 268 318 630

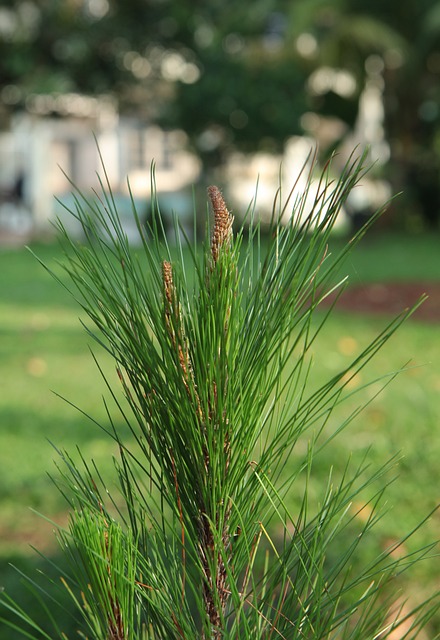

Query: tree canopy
2 0 440 225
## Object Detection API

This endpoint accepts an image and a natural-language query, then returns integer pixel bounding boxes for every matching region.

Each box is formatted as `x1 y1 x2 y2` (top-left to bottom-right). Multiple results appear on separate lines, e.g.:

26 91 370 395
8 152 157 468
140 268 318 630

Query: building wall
0 106 200 235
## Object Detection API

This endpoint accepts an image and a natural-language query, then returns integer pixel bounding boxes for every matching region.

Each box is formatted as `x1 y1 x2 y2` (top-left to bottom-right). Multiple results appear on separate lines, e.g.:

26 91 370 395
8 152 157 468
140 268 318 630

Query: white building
0 94 200 240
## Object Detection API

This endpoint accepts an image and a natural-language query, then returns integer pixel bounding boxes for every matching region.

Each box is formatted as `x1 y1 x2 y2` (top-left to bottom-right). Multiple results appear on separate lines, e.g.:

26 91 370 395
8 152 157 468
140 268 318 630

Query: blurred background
1 0 440 236
1 2 440 637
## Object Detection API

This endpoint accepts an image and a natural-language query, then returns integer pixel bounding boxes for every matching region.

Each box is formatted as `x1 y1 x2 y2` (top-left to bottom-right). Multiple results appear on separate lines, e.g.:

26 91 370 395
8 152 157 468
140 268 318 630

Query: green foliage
1 153 439 638
5 0 440 227
161 46 307 159
60 511 139 640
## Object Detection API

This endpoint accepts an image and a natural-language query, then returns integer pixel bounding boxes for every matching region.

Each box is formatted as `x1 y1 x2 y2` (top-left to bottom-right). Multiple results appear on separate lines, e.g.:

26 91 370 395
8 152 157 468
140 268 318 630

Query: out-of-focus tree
155 3 309 172
0 0 175 121
287 0 440 228
0 0 308 166
377 0 440 229
3 0 440 226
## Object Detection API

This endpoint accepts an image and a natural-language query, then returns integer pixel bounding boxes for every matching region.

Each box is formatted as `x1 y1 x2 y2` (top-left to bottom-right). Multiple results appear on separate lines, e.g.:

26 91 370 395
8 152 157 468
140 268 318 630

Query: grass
328 229 440 282
0 229 439 634
0 244 116 548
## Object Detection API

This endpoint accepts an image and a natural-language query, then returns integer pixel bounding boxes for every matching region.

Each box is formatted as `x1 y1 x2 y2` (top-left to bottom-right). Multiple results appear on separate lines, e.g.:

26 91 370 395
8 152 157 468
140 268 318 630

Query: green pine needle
1 150 438 639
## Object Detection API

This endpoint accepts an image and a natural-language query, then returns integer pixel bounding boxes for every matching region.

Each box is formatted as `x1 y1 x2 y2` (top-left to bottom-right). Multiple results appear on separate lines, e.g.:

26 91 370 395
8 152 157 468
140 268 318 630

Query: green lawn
0 244 118 551
0 231 439 635
328 229 440 282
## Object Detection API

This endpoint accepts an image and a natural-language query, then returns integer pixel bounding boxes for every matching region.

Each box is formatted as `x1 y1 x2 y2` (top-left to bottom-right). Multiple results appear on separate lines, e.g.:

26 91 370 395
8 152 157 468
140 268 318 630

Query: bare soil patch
324 282 440 322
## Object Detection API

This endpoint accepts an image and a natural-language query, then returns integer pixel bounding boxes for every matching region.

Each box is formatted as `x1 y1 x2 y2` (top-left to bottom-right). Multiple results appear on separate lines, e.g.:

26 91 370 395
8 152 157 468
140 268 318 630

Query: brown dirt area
323 281 440 322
